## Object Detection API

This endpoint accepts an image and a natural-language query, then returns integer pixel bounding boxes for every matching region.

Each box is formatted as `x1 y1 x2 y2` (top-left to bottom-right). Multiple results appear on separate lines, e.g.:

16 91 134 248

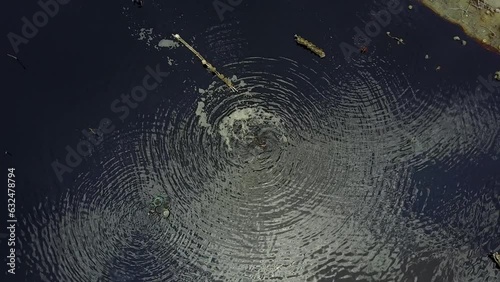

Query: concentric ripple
20 51 500 282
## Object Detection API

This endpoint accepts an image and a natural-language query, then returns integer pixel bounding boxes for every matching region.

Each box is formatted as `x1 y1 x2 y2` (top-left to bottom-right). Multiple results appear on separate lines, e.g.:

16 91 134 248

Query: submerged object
386 32 405 45
294 34 326 58
490 252 500 268
148 196 170 218
172 33 237 92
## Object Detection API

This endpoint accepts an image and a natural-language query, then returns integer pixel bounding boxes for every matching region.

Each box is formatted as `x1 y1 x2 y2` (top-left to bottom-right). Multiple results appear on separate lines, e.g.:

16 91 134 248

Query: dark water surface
2 0 500 281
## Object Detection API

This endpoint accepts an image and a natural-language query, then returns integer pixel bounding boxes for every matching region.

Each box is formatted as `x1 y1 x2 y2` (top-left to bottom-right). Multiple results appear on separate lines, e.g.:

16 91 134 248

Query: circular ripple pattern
20 39 500 282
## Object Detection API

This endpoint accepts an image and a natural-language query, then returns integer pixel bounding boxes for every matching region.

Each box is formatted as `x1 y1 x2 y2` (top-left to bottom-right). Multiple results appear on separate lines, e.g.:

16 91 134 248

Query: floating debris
7 53 26 69
386 32 405 44
162 209 170 218
425 54 430 59
173 33 237 92
88 128 104 140
89 128 99 136
490 252 500 268
436 65 441 71
408 5 413 10
148 196 171 219
294 34 326 58
495 71 500 81
452 36 467 46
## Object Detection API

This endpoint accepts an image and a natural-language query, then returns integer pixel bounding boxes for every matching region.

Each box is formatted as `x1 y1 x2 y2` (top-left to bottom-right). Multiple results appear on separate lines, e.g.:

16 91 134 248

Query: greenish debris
149 196 171 218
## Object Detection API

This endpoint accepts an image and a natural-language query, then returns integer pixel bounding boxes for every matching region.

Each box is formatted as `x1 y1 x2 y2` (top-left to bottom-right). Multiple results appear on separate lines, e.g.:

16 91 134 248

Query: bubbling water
19 53 500 281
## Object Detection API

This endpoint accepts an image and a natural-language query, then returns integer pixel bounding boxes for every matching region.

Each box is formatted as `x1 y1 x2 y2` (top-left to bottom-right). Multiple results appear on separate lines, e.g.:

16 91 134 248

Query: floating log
173 34 237 92
294 34 326 58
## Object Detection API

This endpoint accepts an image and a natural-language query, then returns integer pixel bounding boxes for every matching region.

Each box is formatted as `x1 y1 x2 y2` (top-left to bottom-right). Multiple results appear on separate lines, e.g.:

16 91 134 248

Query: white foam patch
218 107 284 150
123 25 168 51
237 78 246 88
158 39 180 49
195 99 210 128
137 28 154 42
166 57 175 66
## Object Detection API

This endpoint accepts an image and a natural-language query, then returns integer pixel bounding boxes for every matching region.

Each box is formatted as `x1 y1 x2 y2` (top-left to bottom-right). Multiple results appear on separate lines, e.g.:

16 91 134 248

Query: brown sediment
418 0 500 55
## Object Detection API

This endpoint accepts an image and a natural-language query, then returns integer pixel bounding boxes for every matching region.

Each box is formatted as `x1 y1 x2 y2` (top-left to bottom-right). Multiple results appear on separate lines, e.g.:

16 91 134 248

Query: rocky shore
419 0 500 53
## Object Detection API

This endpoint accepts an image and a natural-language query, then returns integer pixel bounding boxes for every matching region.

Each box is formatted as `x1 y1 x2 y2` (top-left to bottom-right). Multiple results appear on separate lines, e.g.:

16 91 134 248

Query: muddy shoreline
419 0 500 55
